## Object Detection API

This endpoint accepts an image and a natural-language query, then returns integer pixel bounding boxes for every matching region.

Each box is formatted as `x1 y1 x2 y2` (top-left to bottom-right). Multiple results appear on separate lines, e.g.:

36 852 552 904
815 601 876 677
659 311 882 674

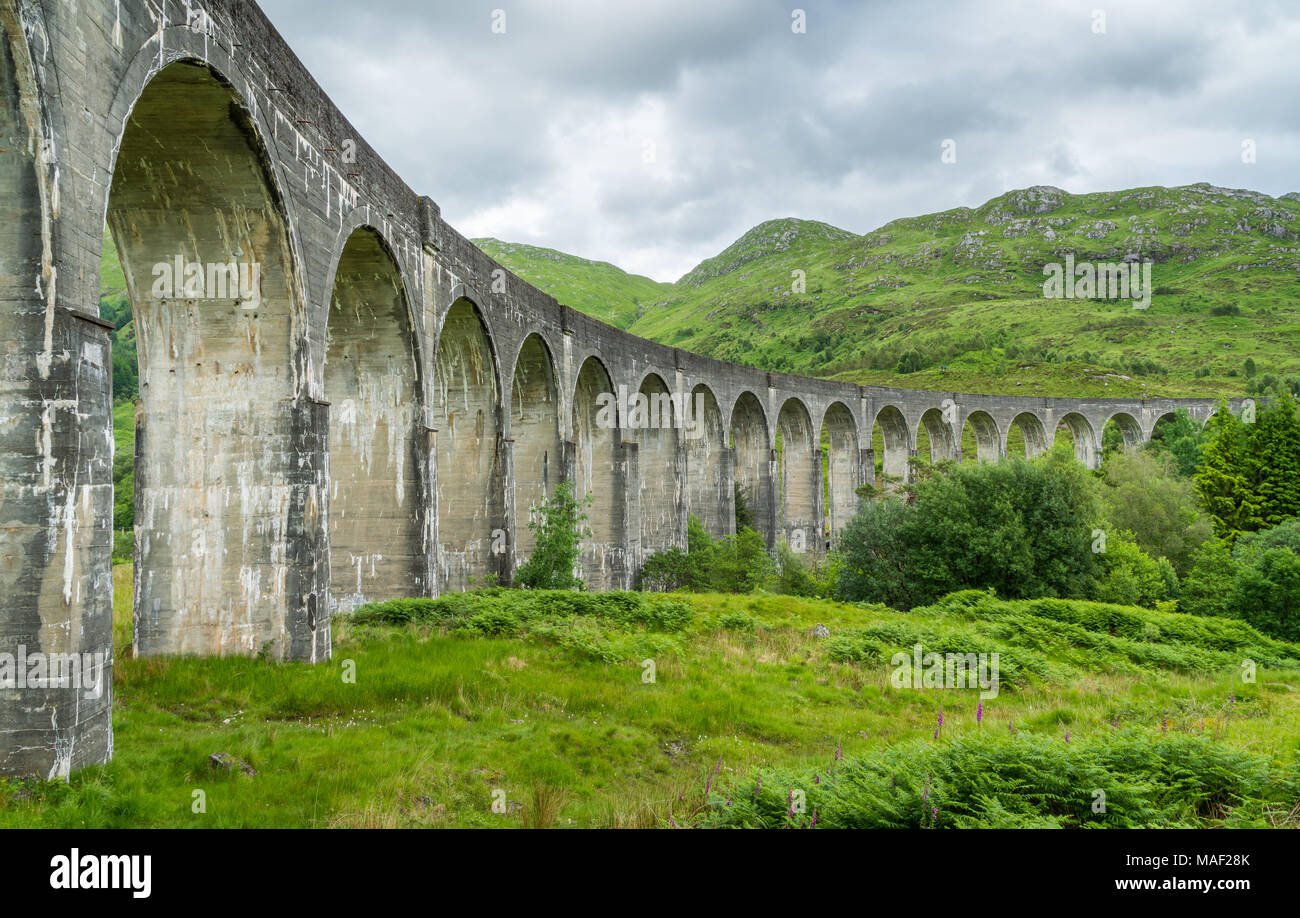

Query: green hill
482 184 1300 399
472 237 672 328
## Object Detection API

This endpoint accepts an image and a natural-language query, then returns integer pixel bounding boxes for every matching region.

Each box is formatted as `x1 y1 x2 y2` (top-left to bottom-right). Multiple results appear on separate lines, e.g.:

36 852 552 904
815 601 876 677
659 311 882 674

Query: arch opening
820 402 859 548
572 356 625 590
1103 411 1143 458
510 335 562 576
961 410 1001 463
777 398 818 557
1056 412 1097 467
918 407 957 465
872 405 910 484
1006 412 1049 458
730 391 772 543
324 228 423 613
433 299 503 591
634 374 683 569
107 61 306 658
685 384 730 537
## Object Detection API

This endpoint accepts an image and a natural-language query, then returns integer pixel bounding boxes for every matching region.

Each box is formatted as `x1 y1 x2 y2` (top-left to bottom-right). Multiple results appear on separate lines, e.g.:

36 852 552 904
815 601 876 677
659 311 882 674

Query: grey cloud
259 0 1300 281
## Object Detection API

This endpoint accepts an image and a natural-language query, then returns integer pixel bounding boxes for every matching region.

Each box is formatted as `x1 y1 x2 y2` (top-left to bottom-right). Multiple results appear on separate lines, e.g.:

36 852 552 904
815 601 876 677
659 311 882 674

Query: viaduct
0 0 1244 779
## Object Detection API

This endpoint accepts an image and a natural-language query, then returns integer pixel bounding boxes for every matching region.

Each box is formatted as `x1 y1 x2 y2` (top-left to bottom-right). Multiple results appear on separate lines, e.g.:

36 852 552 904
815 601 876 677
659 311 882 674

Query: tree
1147 409 1209 478
1182 519 1300 640
514 480 590 590
836 450 1103 608
1099 449 1213 575
1179 538 1236 618
1195 397 1300 539
1094 532 1177 608
1195 404 1260 538
1250 396 1300 527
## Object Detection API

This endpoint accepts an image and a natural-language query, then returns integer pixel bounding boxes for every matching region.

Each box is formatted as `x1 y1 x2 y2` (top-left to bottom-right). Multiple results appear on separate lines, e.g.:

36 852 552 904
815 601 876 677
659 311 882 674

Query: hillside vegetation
485 184 1300 398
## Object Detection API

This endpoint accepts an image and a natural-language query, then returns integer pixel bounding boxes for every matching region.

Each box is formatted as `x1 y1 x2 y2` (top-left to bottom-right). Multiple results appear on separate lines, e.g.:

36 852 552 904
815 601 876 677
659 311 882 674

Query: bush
639 516 775 594
1181 519 1300 641
1099 449 1212 575
836 449 1102 609
1095 532 1177 609
515 481 590 590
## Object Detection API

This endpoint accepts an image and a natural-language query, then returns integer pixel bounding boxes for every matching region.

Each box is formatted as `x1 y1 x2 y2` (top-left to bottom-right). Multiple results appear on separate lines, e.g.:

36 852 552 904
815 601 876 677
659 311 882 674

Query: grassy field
2 566 1298 828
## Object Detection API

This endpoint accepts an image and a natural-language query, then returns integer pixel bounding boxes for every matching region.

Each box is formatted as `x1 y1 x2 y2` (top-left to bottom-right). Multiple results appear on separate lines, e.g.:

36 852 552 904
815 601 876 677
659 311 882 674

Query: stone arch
730 390 773 543
323 226 424 613
509 333 562 578
820 401 859 546
917 407 957 464
872 404 910 482
1006 412 1049 458
1104 411 1143 453
433 297 505 591
685 383 731 537
106 60 313 659
961 410 1001 463
1148 410 1178 442
777 397 818 557
572 355 626 590
1056 412 1098 467
634 373 683 567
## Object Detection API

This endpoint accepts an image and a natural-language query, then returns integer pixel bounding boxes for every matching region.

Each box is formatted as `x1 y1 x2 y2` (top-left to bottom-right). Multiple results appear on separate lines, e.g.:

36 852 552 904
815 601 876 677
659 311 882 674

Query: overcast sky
259 0 1300 282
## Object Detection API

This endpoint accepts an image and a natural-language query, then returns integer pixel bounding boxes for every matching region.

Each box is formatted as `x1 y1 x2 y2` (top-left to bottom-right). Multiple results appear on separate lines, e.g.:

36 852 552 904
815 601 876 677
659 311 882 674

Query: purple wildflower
977 699 984 725
814 774 820 785
810 810 818 828
755 776 761 795
938 705 944 727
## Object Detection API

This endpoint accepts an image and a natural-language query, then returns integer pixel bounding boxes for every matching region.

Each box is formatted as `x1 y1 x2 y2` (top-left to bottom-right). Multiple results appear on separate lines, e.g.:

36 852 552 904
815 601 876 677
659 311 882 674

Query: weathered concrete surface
0 0 1247 778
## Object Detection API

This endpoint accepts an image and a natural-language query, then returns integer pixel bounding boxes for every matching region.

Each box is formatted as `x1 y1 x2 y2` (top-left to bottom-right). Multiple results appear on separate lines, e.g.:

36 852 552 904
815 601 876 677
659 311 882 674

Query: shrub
515 480 590 590
836 450 1102 609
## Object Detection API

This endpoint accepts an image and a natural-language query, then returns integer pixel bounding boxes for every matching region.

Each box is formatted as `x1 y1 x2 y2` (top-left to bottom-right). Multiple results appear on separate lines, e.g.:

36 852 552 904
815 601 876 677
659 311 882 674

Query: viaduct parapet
0 0 1245 778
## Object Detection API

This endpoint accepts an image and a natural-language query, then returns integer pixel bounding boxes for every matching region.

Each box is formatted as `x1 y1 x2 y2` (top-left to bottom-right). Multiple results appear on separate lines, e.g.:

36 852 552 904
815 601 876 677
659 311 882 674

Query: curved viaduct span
0 0 1242 778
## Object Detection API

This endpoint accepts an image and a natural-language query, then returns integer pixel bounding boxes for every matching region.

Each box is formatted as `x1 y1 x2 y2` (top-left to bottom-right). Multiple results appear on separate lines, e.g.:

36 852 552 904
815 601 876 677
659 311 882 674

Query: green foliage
1147 409 1210 478
1182 519 1300 641
514 480 590 591
639 516 775 594
733 484 756 532
1099 449 1213 575
1180 539 1238 618
705 731 1295 828
1195 397 1300 539
836 450 1103 608
771 538 824 598
1095 532 1177 609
